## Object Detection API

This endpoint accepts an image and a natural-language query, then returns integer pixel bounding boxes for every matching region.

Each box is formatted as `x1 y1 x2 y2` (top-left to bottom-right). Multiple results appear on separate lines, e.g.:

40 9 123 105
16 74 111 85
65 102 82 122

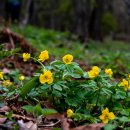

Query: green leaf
65 64 74 73
20 76 40 98
0 44 4 50
83 72 89 78
5 111 13 120
63 71 81 78
114 90 126 99
104 124 117 130
40 84 49 90
42 108 57 116
0 48 20 60
22 105 35 113
51 60 63 66
73 65 84 75
120 109 130 116
102 88 112 95
22 104 57 116
52 90 62 97
118 116 130 122
53 84 62 91
34 104 42 116
72 113 87 121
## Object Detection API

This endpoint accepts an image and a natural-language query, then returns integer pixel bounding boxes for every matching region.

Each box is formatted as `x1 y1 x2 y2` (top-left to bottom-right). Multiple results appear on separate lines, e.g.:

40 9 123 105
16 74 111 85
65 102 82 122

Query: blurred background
0 0 130 42
1 0 130 77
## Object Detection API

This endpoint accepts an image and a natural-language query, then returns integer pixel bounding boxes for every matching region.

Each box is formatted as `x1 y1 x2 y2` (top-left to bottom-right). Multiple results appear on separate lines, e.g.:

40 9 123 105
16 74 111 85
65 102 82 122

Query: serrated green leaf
40 84 49 90
53 84 62 91
115 90 126 99
50 60 63 66
102 88 112 95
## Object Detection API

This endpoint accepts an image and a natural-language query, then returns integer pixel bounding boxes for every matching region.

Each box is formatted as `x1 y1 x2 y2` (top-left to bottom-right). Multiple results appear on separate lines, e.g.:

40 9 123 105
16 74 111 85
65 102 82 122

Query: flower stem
96 80 101 107
31 57 45 69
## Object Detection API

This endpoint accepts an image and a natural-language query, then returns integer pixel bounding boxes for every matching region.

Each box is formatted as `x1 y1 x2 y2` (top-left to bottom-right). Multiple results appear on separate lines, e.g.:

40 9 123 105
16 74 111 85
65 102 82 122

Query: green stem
50 85 55 106
20 81 23 87
31 57 45 69
96 80 101 107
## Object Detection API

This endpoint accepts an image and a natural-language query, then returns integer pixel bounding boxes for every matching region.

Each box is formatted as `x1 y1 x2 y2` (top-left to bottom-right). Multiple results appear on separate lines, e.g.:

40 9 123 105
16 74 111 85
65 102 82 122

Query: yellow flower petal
102 119 109 124
102 108 109 114
67 109 74 118
23 53 30 62
2 80 12 87
88 66 100 78
39 50 49 62
92 66 100 71
99 114 105 120
105 69 113 77
39 70 53 84
62 54 73 64
108 112 115 120
19 75 25 81
99 108 115 124
0 71 4 80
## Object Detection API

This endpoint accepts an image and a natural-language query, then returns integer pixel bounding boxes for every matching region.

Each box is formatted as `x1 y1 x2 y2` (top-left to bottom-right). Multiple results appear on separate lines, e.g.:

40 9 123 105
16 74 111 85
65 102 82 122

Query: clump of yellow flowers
23 53 31 62
62 54 73 64
99 108 115 124
67 109 74 118
39 70 53 84
105 68 113 78
120 79 130 91
39 50 49 62
88 66 100 78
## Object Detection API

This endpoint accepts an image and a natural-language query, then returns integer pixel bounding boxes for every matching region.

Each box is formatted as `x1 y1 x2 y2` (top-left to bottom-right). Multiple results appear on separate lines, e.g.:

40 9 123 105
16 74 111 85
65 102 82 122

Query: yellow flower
92 66 100 71
120 79 130 91
67 109 74 118
62 54 73 64
39 50 49 62
0 71 4 80
19 75 25 81
2 80 12 87
23 53 30 62
88 66 100 78
39 70 53 84
99 108 115 124
105 69 113 78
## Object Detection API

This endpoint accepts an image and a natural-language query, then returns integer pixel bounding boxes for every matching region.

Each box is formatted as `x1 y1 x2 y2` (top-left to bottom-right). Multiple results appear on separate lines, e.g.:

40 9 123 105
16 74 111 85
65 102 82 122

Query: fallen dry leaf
13 114 35 121
61 115 70 130
0 117 7 124
71 123 105 130
18 120 37 130
24 121 34 128
2 68 10 74
0 106 10 113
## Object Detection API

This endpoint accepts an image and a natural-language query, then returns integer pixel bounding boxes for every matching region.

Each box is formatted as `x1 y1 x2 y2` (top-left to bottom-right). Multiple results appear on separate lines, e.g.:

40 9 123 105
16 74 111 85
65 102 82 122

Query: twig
38 119 61 127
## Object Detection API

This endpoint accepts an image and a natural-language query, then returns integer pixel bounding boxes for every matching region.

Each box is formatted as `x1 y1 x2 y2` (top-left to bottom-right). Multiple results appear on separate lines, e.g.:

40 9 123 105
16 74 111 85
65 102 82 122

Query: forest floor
0 26 130 130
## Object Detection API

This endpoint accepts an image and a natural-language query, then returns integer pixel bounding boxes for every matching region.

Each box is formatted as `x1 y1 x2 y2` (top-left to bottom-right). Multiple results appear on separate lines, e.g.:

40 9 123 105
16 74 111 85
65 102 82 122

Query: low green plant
0 47 130 128
22 103 57 117
17 50 130 128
